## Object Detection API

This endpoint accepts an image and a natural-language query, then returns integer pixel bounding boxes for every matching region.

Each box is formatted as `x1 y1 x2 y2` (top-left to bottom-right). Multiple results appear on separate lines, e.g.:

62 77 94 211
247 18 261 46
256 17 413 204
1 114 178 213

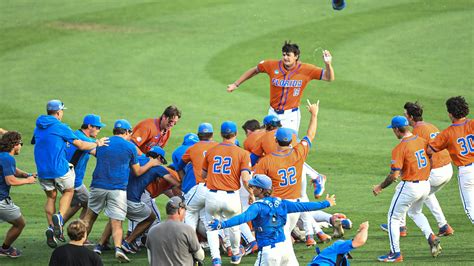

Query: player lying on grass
293 211 352 244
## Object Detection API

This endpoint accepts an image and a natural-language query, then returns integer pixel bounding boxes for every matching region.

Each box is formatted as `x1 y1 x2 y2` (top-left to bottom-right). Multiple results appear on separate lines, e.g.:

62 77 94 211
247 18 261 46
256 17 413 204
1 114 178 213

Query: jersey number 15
415 149 428 169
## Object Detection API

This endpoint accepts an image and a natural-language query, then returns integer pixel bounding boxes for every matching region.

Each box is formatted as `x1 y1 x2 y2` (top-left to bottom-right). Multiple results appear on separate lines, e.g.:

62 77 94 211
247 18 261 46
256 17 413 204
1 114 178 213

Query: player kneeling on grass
209 174 336 266
0 131 36 258
308 221 368 266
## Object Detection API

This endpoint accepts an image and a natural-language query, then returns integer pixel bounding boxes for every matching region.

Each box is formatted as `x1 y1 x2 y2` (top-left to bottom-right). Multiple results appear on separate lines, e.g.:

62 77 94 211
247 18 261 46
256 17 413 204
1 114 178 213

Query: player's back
393 135 431 181
183 141 218 183
243 129 265 152
204 141 251 191
252 129 296 157
430 119 474 166
413 122 451 168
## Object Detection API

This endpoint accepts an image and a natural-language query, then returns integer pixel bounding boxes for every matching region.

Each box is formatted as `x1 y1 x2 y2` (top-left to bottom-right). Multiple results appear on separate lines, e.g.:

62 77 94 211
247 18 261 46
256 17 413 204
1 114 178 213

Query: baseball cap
166 196 187 214
83 114 106 128
198 123 213 134
114 119 132 131
149 146 168 164
387 116 409 128
332 0 346 10
46 100 66 112
221 121 237 134
263 115 280 127
249 174 273 190
182 133 199 145
275 127 294 142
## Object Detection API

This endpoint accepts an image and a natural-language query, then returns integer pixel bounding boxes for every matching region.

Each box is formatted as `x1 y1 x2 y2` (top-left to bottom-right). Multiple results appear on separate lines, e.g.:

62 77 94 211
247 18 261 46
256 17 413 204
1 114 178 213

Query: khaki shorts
39 164 75 192
88 188 127 221
127 200 151 223
0 198 22 223
71 184 90 207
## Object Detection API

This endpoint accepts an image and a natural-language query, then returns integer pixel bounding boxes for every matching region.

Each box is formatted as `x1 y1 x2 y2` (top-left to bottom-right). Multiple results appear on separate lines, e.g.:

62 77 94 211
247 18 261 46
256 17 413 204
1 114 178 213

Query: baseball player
0 131 36 258
83 119 160 263
254 99 321 258
373 116 441 262
294 212 350 244
427 96 474 223
227 41 334 133
242 119 265 153
208 174 336 266
380 102 454 236
308 221 369 266
63 114 106 223
131 105 181 153
202 121 252 265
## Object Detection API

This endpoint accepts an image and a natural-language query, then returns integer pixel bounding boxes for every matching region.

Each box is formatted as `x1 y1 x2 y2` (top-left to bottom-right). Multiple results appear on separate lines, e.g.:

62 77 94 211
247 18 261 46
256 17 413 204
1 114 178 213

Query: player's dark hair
265 122 281 131
47 110 60 116
396 126 410 134
162 105 182 119
67 220 87 241
0 131 22 152
80 124 89 130
277 139 291 147
198 132 213 141
446 96 469 119
146 151 166 164
242 120 261 132
113 128 129 135
262 189 273 197
404 102 423 122
282 41 300 60
221 133 236 140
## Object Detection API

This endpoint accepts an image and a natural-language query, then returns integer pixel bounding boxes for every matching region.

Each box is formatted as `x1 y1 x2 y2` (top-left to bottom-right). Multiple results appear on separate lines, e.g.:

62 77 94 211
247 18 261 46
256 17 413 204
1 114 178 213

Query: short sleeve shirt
0 152 16 200
391 135 430 181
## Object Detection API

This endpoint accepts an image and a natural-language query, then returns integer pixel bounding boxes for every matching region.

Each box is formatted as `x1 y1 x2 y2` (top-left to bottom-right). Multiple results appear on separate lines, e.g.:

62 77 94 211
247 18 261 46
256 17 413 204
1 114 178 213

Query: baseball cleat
332 218 344 238
0 246 22 258
316 232 332 243
379 224 407 237
428 233 442 257
45 227 57 248
312 174 327 199
121 240 136 254
438 224 454 237
291 227 306 242
305 235 317 247
93 244 105 255
341 218 353 229
52 213 64 240
115 247 130 263
230 252 243 264
378 252 403 262
212 258 222 266
244 241 258 255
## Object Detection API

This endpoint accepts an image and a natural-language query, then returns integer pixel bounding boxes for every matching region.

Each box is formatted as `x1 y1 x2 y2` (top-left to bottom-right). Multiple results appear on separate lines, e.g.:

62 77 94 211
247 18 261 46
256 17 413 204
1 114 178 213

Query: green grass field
0 0 473 265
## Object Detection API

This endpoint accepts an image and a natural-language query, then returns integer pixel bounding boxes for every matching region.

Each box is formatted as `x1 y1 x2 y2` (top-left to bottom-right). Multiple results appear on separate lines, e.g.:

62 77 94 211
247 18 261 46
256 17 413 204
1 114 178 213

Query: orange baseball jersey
254 137 311 199
251 129 297 157
243 129 265 152
202 141 251 191
257 60 323 111
412 121 452 168
146 166 181 198
181 140 219 184
429 119 474 167
391 135 431 181
131 118 172 153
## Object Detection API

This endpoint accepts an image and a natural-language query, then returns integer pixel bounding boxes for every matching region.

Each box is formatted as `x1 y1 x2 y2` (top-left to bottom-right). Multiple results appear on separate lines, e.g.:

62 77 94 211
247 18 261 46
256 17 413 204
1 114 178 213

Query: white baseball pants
458 163 474 223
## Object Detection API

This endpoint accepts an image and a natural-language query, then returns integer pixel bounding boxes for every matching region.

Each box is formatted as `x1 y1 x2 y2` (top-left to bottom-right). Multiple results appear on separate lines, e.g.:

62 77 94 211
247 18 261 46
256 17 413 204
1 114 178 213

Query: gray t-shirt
146 220 201 266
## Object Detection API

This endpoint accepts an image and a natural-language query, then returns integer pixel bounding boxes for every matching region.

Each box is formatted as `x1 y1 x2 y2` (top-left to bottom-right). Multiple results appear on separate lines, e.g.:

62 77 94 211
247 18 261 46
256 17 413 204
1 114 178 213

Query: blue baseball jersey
127 155 169 202
171 144 192 169
91 136 138 190
308 239 354 266
66 129 95 188
221 197 330 249
0 152 16 200
171 143 197 194
33 115 78 179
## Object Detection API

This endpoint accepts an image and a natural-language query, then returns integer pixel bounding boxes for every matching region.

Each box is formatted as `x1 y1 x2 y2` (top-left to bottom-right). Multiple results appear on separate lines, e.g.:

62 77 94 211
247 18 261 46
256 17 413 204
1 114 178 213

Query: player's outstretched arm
305 99 319 142
227 67 259 92
321 50 335 82
352 221 369 248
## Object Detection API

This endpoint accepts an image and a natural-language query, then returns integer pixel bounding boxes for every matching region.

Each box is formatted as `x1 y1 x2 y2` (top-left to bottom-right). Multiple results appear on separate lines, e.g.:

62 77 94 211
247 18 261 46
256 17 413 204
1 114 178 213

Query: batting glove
208 219 222 230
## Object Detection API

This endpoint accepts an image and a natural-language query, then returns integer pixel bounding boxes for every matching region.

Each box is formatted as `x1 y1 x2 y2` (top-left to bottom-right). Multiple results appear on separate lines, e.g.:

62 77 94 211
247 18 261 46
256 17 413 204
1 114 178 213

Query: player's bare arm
306 99 320 141
372 170 400 196
5 174 36 186
72 137 109 151
321 50 335 81
241 171 255 203
131 158 160 176
227 67 259 92
352 221 369 248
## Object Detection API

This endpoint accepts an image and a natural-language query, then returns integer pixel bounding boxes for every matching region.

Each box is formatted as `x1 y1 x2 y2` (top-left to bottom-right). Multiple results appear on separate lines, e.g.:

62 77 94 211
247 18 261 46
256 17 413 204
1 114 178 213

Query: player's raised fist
227 83 238 93
326 194 336 206
323 50 332 64
306 99 320 116
372 184 382 196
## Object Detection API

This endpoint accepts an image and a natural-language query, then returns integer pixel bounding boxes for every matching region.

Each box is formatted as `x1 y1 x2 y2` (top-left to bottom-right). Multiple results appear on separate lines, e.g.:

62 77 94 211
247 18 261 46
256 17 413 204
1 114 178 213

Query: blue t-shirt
308 239 354 266
127 156 169 202
222 197 330 249
0 152 16 200
66 130 95 188
33 115 78 179
171 144 192 169
91 136 138 190
180 163 196 194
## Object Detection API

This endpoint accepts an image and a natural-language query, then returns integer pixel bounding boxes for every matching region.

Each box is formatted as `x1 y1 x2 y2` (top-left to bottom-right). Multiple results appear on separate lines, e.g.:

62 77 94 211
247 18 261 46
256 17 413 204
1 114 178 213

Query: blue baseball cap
183 133 199 145
249 174 273 190
332 0 346 10
221 121 237 134
275 127 294 142
149 146 167 164
387 116 409 128
46 100 66 112
114 119 132 130
83 114 106 128
263 115 280 126
198 123 213 134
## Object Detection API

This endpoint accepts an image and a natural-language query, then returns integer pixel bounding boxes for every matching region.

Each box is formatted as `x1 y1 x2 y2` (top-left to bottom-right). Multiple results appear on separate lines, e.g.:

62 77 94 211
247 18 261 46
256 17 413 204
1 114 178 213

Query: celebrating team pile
0 40 473 266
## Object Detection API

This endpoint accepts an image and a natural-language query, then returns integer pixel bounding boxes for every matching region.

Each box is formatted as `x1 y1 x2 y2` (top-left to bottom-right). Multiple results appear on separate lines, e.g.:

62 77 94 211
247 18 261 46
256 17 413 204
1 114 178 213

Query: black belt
404 180 424 183
209 189 234 194
463 162 473 167
274 107 298 114
0 196 12 204
258 243 276 252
